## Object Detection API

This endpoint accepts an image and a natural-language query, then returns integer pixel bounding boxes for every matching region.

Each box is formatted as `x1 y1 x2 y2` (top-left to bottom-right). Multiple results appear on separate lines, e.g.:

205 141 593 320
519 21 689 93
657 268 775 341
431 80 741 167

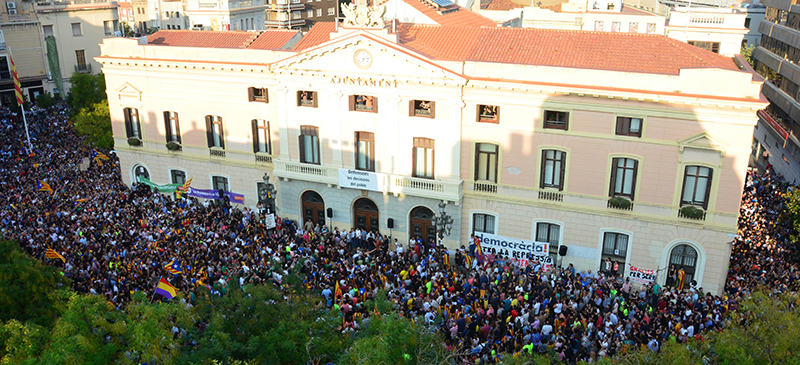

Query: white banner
338 169 383 192
474 232 553 271
626 264 656 284
264 213 276 229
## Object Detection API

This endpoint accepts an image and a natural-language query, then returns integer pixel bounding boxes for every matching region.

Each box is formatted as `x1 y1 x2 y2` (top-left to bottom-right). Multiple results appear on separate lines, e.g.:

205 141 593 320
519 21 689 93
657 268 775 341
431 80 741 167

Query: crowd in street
1 104 798 364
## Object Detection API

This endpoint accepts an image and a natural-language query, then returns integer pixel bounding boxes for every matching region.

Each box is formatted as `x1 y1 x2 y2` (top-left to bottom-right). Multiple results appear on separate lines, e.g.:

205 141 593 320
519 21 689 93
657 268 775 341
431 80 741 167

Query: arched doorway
301 191 325 227
669 244 697 285
353 198 379 233
132 164 149 183
409 206 436 244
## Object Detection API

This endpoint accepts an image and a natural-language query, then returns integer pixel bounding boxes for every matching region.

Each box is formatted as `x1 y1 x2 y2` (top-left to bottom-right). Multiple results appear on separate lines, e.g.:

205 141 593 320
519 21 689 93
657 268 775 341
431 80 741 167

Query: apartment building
36 0 119 93
183 0 266 31
98 4 764 294
665 6 748 56
0 0 49 106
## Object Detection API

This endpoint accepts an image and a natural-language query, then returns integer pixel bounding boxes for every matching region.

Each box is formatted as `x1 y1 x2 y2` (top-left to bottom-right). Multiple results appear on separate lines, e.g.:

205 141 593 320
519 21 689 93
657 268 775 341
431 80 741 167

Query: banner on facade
136 176 181 193
186 187 245 204
338 168 384 192
264 213 276 229
627 264 656 284
474 232 553 270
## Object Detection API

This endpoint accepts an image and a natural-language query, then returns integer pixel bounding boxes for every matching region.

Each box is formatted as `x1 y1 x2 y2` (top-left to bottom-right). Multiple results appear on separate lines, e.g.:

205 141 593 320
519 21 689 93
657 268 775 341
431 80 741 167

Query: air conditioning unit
8 8 17 15
7 2 16 9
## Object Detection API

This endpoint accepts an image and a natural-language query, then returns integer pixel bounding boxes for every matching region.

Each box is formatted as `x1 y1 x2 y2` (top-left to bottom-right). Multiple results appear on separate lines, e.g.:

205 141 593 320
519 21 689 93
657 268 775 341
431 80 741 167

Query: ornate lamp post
435 201 453 242
259 173 276 214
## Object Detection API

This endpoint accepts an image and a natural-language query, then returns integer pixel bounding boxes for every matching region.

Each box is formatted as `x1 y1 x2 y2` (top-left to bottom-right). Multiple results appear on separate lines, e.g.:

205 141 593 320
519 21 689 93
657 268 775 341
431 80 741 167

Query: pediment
272 33 466 86
678 132 727 153
115 83 142 108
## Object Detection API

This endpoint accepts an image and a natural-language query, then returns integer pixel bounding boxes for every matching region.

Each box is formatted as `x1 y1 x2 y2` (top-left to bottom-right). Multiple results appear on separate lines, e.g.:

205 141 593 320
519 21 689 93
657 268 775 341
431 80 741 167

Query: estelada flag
37 180 54 194
91 149 110 166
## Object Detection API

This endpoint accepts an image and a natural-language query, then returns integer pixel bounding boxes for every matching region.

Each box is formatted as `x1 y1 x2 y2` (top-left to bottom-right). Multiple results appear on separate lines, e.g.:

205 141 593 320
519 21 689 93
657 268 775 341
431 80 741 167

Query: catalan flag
164 258 182 275
334 281 342 303
154 277 177 300
37 180 53 194
91 149 110 166
176 177 192 199
10 53 22 106
45 248 65 263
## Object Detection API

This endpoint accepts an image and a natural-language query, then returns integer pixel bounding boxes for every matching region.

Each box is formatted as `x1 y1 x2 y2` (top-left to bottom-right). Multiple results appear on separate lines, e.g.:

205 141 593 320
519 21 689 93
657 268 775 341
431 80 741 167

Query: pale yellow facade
99 25 765 294
0 0 50 105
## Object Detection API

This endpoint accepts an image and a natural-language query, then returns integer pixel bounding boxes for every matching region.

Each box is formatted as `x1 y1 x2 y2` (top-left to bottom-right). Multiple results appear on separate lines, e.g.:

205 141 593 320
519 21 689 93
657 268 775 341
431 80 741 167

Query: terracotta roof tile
247 30 300 50
292 22 336 51
403 0 497 27
483 0 525 11
397 25 739 75
147 30 258 48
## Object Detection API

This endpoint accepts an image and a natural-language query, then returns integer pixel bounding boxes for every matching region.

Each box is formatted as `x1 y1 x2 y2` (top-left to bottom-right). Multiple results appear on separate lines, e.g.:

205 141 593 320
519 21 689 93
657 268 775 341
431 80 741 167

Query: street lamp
435 201 453 242
259 173 276 214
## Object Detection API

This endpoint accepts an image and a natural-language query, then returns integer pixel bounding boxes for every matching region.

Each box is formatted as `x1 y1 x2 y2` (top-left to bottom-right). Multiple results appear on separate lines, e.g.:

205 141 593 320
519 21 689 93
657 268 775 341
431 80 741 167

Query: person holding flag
154 277 178 300
164 258 183 275
45 248 66 263
37 180 54 194
175 177 192 199
91 149 110 166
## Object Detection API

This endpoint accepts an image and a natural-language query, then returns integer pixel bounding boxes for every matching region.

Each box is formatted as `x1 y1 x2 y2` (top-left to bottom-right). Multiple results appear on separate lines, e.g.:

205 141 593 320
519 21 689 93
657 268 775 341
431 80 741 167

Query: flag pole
8 46 32 155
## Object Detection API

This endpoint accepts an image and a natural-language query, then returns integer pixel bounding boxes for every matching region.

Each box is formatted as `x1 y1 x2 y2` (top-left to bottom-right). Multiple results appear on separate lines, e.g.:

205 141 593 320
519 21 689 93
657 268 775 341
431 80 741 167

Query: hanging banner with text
338 169 384 192
627 265 656 284
186 187 245 204
474 232 553 271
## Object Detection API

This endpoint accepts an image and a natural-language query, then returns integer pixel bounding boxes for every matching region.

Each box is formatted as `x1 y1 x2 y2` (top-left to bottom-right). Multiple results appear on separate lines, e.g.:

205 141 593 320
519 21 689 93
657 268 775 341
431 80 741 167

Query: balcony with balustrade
35 0 119 12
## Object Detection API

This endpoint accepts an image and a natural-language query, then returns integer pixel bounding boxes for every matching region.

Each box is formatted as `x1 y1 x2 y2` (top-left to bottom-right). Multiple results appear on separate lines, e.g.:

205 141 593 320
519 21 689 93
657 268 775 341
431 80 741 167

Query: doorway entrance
409 206 436 244
353 198 379 233
302 191 326 226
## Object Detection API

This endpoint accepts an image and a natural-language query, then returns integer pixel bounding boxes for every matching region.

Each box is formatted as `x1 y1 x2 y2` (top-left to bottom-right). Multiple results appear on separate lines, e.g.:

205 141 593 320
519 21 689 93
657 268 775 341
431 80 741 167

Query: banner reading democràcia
186 187 245 204
626 264 656 284
474 232 553 271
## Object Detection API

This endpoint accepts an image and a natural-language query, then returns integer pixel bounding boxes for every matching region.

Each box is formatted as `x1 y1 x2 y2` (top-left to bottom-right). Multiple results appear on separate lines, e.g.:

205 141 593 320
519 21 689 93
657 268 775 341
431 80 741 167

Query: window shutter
312 92 318 107
474 144 481 181
494 106 499 123
476 105 481 122
409 100 415 117
348 95 355 111
630 160 638 199
262 88 268 103
609 158 618 197
296 91 302 107
205 116 213 147
163 111 171 142
429 101 436 119
124 109 133 138
559 151 566 191
372 97 378 113
298 134 305 162
252 119 259 153
703 170 713 209
369 133 375 170
539 150 547 189
615 118 625 135
248 87 254 102
218 118 225 149
412 145 417 176
174 113 181 144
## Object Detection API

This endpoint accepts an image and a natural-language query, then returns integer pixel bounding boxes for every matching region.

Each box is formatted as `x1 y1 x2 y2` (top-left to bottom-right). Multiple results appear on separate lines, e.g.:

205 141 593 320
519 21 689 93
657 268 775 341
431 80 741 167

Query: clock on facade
354 49 372 69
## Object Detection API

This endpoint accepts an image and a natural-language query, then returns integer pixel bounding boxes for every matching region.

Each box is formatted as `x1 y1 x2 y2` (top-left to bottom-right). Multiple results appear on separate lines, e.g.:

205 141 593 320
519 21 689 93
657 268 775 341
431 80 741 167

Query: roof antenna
393 18 396 33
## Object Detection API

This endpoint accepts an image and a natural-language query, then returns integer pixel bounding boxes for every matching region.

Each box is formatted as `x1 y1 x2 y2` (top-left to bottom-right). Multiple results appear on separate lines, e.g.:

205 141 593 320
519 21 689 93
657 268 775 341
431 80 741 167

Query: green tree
73 100 113 148
66 73 106 115
119 21 134 37
35 91 58 109
0 240 69 328
741 44 756 67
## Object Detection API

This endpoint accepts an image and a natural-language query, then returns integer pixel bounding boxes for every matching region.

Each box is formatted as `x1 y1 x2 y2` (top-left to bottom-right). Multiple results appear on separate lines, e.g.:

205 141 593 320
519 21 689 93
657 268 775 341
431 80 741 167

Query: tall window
536 222 561 261
163 111 181 143
252 119 271 154
609 158 638 199
0 56 9 80
355 131 374 171
248 87 268 102
71 22 82 36
540 150 566 190
601 232 628 276
212 176 229 191
669 244 697 285
205 115 225 148
688 41 721 54
475 143 498 183
413 137 434 179
681 166 712 209
133 165 149 180
75 50 87 71
170 170 186 185
472 213 495 234
544 110 569 130
615 117 642 137
299 125 320 164
123 108 141 139
350 95 378 112
477 104 499 123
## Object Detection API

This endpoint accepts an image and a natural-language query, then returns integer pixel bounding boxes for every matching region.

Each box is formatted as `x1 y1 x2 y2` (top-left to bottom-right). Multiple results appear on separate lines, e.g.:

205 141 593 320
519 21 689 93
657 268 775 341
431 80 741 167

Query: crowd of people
2 104 798 364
